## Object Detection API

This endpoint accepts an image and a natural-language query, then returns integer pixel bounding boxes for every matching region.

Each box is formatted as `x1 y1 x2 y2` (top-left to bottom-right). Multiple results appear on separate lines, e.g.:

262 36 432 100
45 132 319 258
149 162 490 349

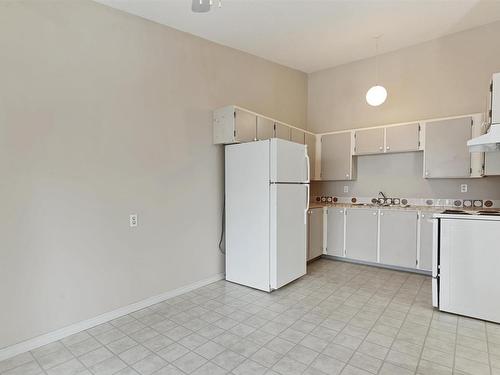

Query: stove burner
441 209 472 215
476 210 500 216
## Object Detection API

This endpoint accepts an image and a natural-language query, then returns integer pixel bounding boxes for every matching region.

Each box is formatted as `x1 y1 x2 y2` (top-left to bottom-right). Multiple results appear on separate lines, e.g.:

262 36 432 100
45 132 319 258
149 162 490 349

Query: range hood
467 124 500 152
468 72 500 152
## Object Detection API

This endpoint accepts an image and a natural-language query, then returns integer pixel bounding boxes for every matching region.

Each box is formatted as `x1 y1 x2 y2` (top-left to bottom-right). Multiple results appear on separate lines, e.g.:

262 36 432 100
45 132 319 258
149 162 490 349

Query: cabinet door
321 132 353 180
345 209 378 262
379 210 417 268
327 208 345 257
305 133 316 180
354 128 384 155
308 208 323 261
275 122 290 140
290 128 305 144
485 152 500 176
386 123 420 153
424 117 472 178
419 212 434 271
256 117 274 140
234 108 257 142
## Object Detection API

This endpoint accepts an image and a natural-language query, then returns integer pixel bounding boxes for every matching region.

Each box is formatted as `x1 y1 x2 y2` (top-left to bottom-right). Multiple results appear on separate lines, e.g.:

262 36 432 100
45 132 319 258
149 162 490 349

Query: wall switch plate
460 184 468 193
343 186 349 193
129 214 138 227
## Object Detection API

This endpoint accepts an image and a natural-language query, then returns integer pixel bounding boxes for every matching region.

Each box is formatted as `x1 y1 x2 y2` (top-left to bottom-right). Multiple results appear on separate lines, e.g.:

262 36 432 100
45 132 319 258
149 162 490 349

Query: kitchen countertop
308 202 498 213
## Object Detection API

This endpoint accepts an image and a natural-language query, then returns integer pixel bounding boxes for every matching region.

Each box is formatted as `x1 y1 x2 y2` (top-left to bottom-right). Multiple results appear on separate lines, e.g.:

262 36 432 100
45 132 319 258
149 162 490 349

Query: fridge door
270 183 308 290
270 138 309 183
225 141 271 292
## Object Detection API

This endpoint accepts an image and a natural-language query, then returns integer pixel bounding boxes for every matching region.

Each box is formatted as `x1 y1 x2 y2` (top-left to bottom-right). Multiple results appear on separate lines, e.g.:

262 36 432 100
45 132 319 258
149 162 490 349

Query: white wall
308 21 500 198
0 0 307 349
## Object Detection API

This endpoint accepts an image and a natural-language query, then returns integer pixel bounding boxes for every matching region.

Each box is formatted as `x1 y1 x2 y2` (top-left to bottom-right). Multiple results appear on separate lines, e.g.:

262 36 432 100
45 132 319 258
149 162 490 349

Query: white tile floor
2 259 500 375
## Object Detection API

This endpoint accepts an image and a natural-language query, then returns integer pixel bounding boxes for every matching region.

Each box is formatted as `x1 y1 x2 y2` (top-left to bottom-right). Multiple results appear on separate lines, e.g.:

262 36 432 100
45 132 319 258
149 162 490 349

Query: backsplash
312 152 500 200
311 195 499 209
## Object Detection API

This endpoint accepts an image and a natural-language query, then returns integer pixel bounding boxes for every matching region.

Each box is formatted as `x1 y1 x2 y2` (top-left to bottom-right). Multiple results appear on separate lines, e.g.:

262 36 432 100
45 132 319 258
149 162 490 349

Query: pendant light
366 36 387 106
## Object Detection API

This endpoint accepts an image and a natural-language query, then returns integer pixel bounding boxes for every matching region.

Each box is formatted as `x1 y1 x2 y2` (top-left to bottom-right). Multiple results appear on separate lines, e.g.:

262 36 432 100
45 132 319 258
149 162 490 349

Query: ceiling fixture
366 35 387 107
192 0 221 13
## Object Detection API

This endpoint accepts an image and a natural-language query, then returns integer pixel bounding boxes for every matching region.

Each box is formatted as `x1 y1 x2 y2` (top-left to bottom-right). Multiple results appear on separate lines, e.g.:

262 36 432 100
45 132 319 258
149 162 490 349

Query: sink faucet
378 191 387 200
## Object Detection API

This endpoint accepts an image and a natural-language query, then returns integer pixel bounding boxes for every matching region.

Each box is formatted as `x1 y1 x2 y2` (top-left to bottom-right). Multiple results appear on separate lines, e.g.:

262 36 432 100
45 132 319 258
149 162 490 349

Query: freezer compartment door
270 183 308 290
270 138 309 183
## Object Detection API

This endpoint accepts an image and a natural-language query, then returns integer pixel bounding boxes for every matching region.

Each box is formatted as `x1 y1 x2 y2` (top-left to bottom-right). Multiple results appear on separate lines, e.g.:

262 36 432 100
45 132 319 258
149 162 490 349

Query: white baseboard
0 273 225 362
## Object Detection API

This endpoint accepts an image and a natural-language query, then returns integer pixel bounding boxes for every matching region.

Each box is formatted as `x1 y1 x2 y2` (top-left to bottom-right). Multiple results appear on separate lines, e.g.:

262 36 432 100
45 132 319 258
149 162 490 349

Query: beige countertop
309 202 459 212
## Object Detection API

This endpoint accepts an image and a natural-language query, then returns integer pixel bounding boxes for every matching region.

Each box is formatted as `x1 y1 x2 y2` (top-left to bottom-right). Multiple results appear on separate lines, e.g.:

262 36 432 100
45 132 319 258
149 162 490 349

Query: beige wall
309 21 500 199
0 0 307 349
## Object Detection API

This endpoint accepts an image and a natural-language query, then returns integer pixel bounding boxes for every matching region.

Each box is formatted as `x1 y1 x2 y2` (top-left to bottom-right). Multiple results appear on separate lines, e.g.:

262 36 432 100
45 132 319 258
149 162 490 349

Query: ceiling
95 0 500 73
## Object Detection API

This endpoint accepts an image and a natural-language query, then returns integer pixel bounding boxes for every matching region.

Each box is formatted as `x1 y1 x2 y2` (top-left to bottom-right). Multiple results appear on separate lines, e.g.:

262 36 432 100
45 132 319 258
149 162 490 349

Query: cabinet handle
380 212 384 216
425 171 429 176
379 146 383 151
386 146 390 150
340 210 343 213
346 174 349 178
373 212 377 215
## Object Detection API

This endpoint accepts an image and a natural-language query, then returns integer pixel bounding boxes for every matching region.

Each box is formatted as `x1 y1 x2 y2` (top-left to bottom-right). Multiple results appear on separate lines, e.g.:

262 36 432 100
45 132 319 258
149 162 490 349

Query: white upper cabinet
379 210 418 269
385 123 420 153
256 116 274 140
290 128 305 144
424 117 472 178
354 128 384 155
305 133 317 180
484 151 500 176
320 132 355 181
274 122 291 140
213 106 257 144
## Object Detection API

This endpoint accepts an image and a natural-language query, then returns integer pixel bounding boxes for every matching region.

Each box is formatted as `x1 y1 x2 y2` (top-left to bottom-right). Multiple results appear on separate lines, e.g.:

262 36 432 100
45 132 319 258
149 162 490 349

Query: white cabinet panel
234 108 257 142
307 208 324 261
379 210 418 268
321 132 354 181
385 123 420 153
290 128 305 144
354 128 384 155
485 151 500 176
327 208 345 257
275 122 291 140
305 133 317 180
257 117 274 140
345 208 378 262
424 117 472 178
419 212 434 271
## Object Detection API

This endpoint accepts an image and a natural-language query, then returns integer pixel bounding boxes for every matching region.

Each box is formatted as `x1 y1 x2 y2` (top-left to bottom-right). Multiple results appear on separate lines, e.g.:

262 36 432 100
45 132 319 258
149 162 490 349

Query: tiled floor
2 259 500 375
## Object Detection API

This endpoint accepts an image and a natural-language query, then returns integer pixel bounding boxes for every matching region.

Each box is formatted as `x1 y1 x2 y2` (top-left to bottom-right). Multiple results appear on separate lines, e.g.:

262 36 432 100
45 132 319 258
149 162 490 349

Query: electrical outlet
460 184 468 193
343 186 349 193
129 214 138 227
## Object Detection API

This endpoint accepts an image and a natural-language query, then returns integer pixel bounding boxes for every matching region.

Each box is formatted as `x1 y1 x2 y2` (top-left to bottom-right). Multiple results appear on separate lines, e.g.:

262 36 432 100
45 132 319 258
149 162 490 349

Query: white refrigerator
225 138 310 292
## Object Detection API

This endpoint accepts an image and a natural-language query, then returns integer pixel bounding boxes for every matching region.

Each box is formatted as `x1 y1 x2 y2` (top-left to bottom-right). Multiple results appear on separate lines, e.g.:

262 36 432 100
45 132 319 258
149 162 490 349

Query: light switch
460 184 468 193
343 186 349 193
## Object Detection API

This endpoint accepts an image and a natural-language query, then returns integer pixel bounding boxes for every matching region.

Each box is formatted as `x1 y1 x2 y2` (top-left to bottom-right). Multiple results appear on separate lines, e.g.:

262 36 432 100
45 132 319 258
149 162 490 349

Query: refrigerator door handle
304 151 310 183
304 184 310 224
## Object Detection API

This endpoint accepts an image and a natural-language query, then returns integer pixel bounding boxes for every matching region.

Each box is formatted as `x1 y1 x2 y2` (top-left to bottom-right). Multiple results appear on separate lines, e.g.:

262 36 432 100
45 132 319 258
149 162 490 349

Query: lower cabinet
379 210 418 268
326 208 345 257
418 212 434 271
345 208 378 262
307 208 324 261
